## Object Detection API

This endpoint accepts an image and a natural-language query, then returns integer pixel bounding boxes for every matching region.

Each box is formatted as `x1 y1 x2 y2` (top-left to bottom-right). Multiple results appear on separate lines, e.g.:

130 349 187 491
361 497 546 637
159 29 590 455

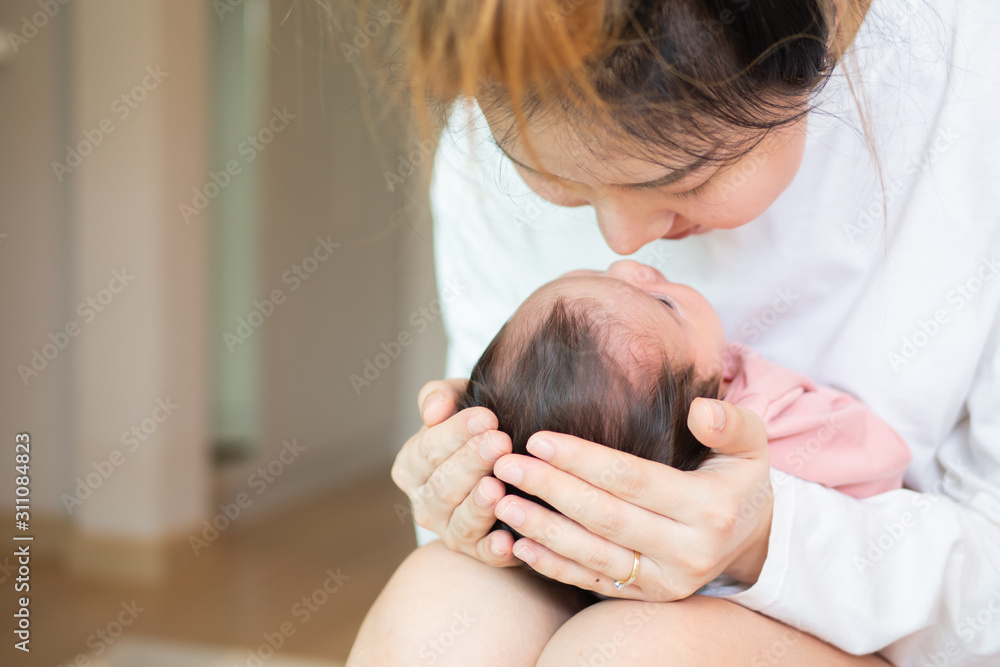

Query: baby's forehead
531 275 655 313
506 282 678 392
516 277 672 350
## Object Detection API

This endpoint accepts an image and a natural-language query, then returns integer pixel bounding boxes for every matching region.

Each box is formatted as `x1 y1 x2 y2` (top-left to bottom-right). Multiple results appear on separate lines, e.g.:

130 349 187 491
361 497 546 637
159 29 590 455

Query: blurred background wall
0 1 440 663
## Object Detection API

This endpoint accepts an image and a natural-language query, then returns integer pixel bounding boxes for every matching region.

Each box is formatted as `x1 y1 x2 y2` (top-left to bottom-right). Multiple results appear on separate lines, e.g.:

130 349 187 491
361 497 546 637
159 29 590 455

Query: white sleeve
428 103 623 380
415 104 557 547
429 107 531 381
416 102 629 547
413 113 487 548
713 328 1000 665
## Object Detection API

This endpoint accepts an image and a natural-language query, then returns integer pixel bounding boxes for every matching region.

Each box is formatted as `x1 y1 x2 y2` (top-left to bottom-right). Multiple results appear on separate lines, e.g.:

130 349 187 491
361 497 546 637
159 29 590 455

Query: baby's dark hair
457 295 721 536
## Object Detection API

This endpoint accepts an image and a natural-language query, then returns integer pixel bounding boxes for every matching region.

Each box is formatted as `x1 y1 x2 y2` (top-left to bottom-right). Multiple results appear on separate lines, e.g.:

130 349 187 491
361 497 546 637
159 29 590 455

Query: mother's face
485 111 809 255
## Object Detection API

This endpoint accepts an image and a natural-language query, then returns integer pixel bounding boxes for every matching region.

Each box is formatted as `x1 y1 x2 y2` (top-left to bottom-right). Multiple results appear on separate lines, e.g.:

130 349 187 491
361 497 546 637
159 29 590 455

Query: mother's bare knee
349 541 589 667
537 598 694 667
538 596 889 667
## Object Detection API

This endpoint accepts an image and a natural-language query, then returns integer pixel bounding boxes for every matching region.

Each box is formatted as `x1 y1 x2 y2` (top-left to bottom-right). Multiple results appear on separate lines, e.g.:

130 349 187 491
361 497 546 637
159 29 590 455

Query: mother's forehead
487 108 715 181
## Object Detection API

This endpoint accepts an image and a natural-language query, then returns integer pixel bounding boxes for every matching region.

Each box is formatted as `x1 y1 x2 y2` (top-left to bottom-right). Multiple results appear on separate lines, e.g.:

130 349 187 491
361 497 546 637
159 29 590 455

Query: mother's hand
492 398 773 600
391 379 521 566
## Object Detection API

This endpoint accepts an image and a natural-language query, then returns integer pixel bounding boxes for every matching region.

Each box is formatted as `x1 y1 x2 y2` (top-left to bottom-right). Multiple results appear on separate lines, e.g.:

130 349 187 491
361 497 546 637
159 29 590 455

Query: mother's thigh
347 540 593 667
537 595 891 667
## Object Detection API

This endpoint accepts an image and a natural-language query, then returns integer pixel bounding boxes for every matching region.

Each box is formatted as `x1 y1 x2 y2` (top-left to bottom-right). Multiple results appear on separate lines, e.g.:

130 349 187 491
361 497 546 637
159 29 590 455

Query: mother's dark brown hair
400 0 845 170
457 296 721 537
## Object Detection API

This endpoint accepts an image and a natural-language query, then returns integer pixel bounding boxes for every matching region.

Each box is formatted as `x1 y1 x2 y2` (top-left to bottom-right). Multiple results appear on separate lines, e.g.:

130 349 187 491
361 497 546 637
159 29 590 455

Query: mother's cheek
697 127 807 230
516 168 589 207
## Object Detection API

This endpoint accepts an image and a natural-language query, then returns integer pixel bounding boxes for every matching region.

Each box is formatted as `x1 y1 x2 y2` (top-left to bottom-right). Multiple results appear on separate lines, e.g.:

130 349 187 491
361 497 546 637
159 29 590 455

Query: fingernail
497 501 526 527
467 414 491 436
490 537 506 557
526 437 554 461
474 485 497 509
421 393 443 417
513 543 537 565
495 460 524 485
703 399 726 431
477 431 502 462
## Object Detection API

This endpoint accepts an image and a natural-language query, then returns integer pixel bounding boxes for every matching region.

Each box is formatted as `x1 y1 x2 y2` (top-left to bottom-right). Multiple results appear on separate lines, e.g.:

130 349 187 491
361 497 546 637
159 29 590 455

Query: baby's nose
605 259 644 279
634 264 661 284
607 260 664 285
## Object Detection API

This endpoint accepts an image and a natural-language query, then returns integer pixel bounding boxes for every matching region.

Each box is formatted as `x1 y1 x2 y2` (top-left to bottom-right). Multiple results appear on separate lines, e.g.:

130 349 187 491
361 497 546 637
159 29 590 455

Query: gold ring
613 550 641 591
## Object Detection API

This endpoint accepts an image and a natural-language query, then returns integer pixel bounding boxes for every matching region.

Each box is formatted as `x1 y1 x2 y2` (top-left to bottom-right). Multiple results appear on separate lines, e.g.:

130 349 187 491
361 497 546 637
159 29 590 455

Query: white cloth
416 0 1000 663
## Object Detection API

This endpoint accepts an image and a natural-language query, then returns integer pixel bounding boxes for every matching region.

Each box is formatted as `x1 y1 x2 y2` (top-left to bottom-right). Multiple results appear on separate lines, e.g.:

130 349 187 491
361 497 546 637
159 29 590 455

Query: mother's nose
594 200 676 255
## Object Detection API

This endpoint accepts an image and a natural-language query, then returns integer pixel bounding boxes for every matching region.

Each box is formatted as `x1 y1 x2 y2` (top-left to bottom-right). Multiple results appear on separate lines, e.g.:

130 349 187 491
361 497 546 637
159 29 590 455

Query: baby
457 260 911 537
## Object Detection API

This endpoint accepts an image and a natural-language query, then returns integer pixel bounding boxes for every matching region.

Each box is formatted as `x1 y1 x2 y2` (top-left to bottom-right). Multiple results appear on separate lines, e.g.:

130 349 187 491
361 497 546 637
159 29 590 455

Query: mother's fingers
416 378 469 427
495 493 646 593
512 539 650 599
494 454 680 556
687 398 768 459
414 428 512 531
520 433 709 524
430 474 519 567
495 466 717 601
392 406 499 492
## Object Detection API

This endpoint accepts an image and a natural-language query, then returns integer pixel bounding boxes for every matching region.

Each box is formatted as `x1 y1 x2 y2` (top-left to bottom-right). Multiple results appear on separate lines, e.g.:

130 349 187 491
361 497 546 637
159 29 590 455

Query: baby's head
457 260 727 533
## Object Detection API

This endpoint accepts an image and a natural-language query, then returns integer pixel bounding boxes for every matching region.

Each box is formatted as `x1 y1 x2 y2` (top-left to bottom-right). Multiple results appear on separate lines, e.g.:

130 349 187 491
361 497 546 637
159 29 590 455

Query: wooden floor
1 468 417 666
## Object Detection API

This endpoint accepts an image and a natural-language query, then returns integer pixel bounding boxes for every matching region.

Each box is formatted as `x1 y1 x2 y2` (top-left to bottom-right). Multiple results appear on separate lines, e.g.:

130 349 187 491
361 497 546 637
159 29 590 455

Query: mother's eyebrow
491 138 710 189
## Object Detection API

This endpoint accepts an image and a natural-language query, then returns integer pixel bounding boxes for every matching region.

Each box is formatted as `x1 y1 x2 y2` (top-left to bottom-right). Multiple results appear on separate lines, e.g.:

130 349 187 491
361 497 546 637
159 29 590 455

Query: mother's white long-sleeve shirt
415 0 1000 663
